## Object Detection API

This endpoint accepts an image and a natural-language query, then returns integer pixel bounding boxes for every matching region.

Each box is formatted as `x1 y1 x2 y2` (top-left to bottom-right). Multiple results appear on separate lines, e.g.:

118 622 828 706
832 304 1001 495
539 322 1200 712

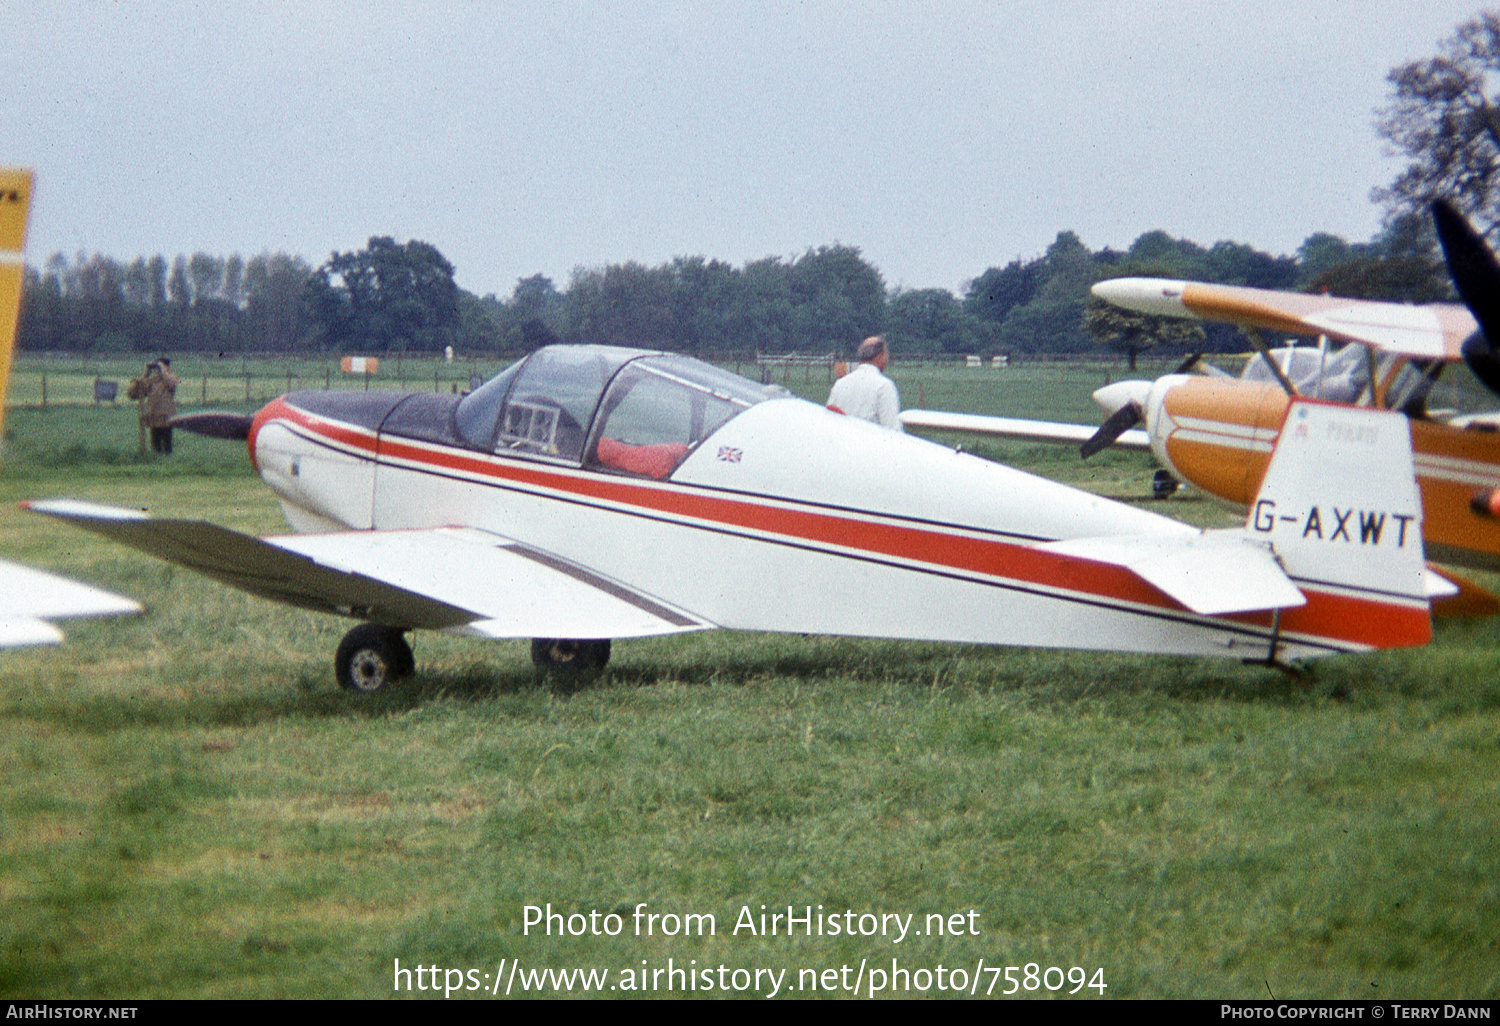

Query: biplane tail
1245 398 1432 655
0 168 34 445
0 170 34 447
0 168 141 644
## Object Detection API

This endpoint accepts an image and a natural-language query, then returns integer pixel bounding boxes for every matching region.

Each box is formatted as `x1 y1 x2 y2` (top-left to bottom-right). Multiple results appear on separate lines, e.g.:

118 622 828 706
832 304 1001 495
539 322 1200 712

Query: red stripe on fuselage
261 400 1426 650
1227 589 1430 650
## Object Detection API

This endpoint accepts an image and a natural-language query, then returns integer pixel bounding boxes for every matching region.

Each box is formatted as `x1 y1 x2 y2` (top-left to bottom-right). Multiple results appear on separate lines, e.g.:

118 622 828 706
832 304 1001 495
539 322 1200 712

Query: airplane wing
899 409 1151 450
1093 278 1476 361
24 499 713 640
0 557 142 647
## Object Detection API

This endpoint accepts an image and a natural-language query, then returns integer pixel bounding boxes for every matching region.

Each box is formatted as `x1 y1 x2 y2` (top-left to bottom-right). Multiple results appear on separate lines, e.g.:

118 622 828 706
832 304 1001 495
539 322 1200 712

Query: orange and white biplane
0 168 140 646
905 201 1500 590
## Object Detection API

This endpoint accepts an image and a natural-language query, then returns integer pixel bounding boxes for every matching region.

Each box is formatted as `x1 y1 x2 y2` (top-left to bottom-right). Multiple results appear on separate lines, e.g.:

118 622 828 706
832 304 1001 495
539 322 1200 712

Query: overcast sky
5 1 1490 297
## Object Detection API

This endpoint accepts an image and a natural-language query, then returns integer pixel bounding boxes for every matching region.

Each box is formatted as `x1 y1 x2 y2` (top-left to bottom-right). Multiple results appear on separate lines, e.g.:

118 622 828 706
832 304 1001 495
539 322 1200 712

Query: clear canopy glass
455 346 775 477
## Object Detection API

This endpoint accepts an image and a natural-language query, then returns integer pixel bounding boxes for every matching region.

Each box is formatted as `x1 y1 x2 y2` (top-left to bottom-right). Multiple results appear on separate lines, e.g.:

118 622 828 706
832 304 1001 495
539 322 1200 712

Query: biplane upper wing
1092 278 1476 361
898 409 1151 450
24 500 714 640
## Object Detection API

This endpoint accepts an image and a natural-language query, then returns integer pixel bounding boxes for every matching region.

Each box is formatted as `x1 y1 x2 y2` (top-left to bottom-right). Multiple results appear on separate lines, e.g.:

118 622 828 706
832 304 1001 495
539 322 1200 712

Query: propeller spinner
1080 352 1203 458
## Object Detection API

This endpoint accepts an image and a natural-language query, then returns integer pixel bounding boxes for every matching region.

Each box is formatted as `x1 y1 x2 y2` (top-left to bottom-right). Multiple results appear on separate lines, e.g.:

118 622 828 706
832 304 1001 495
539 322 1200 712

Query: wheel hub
348 649 388 691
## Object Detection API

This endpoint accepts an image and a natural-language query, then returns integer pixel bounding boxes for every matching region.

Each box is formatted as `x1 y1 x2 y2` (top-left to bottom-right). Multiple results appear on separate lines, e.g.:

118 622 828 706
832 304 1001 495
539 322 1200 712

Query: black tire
530 638 611 689
335 624 415 693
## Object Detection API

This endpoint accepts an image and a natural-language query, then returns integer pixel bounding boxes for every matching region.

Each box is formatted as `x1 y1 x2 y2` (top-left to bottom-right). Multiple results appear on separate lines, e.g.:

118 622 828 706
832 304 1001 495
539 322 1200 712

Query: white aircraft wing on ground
0 557 142 647
23 499 713 641
899 409 1151 450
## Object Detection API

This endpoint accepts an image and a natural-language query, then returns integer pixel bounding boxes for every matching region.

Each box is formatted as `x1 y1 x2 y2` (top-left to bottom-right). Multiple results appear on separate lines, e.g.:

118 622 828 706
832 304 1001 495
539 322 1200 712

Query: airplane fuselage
244 351 1425 664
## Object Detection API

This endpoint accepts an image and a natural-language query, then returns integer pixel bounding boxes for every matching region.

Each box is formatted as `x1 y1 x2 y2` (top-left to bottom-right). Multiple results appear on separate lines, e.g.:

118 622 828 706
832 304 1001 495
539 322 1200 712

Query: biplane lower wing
22 500 713 640
899 409 1151 450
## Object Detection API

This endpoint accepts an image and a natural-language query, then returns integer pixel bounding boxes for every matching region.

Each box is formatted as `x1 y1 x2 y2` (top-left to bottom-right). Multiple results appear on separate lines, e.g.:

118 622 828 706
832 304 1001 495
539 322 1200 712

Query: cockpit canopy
1242 343 1434 411
455 346 776 479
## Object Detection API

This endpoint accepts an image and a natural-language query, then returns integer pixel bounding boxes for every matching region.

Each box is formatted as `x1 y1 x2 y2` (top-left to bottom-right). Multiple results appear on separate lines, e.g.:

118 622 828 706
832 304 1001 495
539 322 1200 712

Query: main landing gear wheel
530 638 611 689
335 624 415 693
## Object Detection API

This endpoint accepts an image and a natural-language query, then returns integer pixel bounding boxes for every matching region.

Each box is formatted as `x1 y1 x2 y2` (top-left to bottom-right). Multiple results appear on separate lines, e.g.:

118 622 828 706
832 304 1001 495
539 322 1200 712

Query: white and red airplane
0 167 140 646
28 337 1439 689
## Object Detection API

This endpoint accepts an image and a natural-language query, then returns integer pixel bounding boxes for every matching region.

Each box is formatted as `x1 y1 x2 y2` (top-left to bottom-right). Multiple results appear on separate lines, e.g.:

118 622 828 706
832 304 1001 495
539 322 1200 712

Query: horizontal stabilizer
1038 531 1304 616
900 409 1151 450
1425 565 1500 618
1424 567 1461 600
24 499 713 640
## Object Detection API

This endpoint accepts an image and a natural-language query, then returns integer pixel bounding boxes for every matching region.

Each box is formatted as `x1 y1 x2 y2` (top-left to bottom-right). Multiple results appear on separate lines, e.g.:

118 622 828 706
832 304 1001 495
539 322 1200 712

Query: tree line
17 216 1451 362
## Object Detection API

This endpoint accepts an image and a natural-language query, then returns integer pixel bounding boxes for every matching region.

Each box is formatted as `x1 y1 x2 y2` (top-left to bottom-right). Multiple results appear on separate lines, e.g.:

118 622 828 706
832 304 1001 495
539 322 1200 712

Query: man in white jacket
827 336 902 431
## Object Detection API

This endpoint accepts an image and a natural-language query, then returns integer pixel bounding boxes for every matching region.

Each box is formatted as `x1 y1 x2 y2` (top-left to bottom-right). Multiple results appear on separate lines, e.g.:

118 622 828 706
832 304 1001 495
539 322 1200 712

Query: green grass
0 364 1497 999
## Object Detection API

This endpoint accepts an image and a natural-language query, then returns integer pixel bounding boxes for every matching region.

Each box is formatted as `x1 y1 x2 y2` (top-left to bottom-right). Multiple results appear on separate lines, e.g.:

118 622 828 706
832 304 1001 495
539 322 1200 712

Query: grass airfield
0 360 1497 999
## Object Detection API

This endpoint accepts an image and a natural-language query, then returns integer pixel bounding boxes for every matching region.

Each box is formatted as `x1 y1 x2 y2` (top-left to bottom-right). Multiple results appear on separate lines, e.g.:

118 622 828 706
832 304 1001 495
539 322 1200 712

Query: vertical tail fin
0 168 35 446
1247 398 1431 652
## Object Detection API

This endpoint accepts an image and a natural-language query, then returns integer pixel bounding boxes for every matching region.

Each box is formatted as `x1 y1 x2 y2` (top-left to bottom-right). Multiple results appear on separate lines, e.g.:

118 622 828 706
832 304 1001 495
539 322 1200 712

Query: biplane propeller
1079 352 1204 458
1432 198 1500 398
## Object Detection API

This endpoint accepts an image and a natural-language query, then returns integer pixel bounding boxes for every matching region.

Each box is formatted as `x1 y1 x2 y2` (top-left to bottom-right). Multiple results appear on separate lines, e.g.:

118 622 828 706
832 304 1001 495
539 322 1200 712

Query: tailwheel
335 623 415 693
530 638 611 690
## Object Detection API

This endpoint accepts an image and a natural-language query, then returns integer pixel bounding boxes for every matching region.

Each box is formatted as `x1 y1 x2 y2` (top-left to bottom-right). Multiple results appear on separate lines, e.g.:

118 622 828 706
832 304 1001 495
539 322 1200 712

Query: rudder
1247 399 1430 651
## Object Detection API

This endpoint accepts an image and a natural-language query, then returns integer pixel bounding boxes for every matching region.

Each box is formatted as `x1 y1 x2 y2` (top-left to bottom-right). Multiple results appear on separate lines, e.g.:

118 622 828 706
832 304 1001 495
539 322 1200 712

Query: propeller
168 411 255 441
1432 198 1500 397
1172 352 1204 376
1081 400 1143 459
1079 352 1204 458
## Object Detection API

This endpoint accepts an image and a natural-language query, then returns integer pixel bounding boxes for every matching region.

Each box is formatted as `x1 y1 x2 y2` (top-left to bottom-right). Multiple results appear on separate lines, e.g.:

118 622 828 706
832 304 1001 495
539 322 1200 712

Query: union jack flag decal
717 446 743 463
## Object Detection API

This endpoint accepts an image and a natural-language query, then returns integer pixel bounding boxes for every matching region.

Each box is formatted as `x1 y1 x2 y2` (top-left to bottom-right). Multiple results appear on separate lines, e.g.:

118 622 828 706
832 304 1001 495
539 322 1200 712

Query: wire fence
6 350 1202 410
